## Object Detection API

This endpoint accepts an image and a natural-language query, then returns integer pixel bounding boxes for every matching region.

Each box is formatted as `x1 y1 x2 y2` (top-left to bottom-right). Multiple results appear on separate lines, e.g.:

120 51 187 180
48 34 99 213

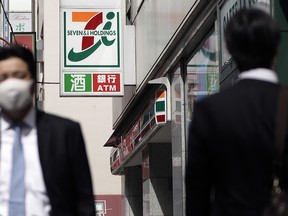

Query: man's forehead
0 57 29 71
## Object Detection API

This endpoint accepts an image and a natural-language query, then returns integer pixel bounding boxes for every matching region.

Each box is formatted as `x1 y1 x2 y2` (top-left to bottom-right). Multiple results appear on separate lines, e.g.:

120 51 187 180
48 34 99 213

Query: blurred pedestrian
186 8 281 216
0 46 95 215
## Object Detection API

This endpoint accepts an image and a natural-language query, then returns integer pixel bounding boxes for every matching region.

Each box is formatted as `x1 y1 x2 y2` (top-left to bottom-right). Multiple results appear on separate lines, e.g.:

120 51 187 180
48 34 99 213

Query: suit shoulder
37 111 80 127
195 90 225 107
197 80 279 106
195 81 279 116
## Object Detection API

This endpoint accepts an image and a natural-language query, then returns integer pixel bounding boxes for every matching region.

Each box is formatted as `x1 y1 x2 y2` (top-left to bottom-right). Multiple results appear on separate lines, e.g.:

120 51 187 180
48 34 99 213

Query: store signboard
61 9 123 96
63 9 120 68
155 90 167 124
63 73 121 94
5 12 32 43
219 0 270 66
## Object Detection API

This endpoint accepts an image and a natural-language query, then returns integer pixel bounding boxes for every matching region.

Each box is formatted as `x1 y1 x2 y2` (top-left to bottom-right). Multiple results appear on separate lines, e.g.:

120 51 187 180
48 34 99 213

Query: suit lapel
36 111 51 184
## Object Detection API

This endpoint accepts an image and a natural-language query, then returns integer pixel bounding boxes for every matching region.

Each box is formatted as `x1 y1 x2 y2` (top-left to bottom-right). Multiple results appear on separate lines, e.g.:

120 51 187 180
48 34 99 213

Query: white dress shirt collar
238 68 278 84
1 113 10 131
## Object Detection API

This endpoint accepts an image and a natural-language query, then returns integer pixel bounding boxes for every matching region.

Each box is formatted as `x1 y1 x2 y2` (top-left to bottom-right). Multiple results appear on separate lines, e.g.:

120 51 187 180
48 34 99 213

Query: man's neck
2 104 33 122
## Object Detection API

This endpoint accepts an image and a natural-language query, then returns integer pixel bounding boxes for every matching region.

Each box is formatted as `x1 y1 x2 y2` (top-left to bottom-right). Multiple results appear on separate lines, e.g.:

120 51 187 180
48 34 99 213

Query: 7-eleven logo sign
63 9 120 68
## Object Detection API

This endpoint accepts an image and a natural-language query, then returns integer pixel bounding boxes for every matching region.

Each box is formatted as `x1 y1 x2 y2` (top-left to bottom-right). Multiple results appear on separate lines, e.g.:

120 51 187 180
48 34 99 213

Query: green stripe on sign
156 101 165 112
64 74 92 92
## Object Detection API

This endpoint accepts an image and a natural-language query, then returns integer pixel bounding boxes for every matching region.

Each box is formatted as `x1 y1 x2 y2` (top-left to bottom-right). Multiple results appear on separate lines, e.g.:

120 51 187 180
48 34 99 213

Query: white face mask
0 78 33 112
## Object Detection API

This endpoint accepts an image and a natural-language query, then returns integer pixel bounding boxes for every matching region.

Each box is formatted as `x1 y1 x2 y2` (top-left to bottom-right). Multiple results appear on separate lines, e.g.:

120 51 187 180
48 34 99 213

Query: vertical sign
154 90 167 124
61 9 122 96
3 0 9 41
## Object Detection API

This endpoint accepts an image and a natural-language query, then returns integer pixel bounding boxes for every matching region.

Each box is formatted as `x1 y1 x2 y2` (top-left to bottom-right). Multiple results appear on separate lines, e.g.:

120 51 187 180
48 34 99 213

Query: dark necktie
8 124 25 216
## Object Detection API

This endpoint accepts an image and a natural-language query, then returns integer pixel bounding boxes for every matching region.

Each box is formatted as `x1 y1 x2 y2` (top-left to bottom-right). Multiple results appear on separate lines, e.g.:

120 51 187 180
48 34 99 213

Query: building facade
105 0 288 216
40 1 124 215
36 0 123 215
1 0 287 215
0 0 123 215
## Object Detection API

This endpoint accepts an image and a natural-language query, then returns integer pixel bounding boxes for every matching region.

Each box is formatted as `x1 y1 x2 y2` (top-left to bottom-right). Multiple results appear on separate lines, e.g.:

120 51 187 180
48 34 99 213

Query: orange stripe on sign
156 91 166 99
72 12 97 22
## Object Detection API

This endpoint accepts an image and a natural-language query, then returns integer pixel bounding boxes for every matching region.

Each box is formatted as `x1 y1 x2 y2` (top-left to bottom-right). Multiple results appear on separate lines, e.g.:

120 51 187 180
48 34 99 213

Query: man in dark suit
186 9 281 216
0 46 95 215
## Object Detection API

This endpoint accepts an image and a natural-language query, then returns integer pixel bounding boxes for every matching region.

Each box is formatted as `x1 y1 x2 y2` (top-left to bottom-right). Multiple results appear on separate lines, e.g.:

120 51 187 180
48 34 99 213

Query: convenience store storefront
105 1 287 215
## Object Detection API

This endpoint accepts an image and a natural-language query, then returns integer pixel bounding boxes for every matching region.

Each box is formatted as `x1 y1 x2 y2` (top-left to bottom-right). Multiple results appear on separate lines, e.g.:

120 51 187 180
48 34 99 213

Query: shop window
186 30 219 121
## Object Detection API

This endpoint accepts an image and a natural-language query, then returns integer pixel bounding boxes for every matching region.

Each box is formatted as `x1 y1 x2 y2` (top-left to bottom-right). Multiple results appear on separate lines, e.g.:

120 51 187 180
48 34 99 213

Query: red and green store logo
154 90 167 124
63 9 121 68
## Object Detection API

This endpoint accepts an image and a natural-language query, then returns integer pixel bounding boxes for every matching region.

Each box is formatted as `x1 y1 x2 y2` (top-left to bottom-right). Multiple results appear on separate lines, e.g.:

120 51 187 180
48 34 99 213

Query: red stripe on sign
82 12 103 50
175 114 181 123
156 115 166 123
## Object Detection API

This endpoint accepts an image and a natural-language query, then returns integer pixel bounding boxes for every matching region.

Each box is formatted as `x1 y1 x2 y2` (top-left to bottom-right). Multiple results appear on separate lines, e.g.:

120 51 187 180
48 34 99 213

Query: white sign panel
61 9 123 96
9 12 32 32
62 9 121 68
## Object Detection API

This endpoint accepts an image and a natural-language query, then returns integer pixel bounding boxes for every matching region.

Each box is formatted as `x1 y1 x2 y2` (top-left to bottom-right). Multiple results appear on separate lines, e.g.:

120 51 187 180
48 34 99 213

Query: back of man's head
225 8 280 72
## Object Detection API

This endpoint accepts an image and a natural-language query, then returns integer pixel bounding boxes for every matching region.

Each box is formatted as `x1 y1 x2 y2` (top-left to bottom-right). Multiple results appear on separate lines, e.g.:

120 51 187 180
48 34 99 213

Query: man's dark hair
280 0 288 21
225 8 281 71
0 46 36 80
